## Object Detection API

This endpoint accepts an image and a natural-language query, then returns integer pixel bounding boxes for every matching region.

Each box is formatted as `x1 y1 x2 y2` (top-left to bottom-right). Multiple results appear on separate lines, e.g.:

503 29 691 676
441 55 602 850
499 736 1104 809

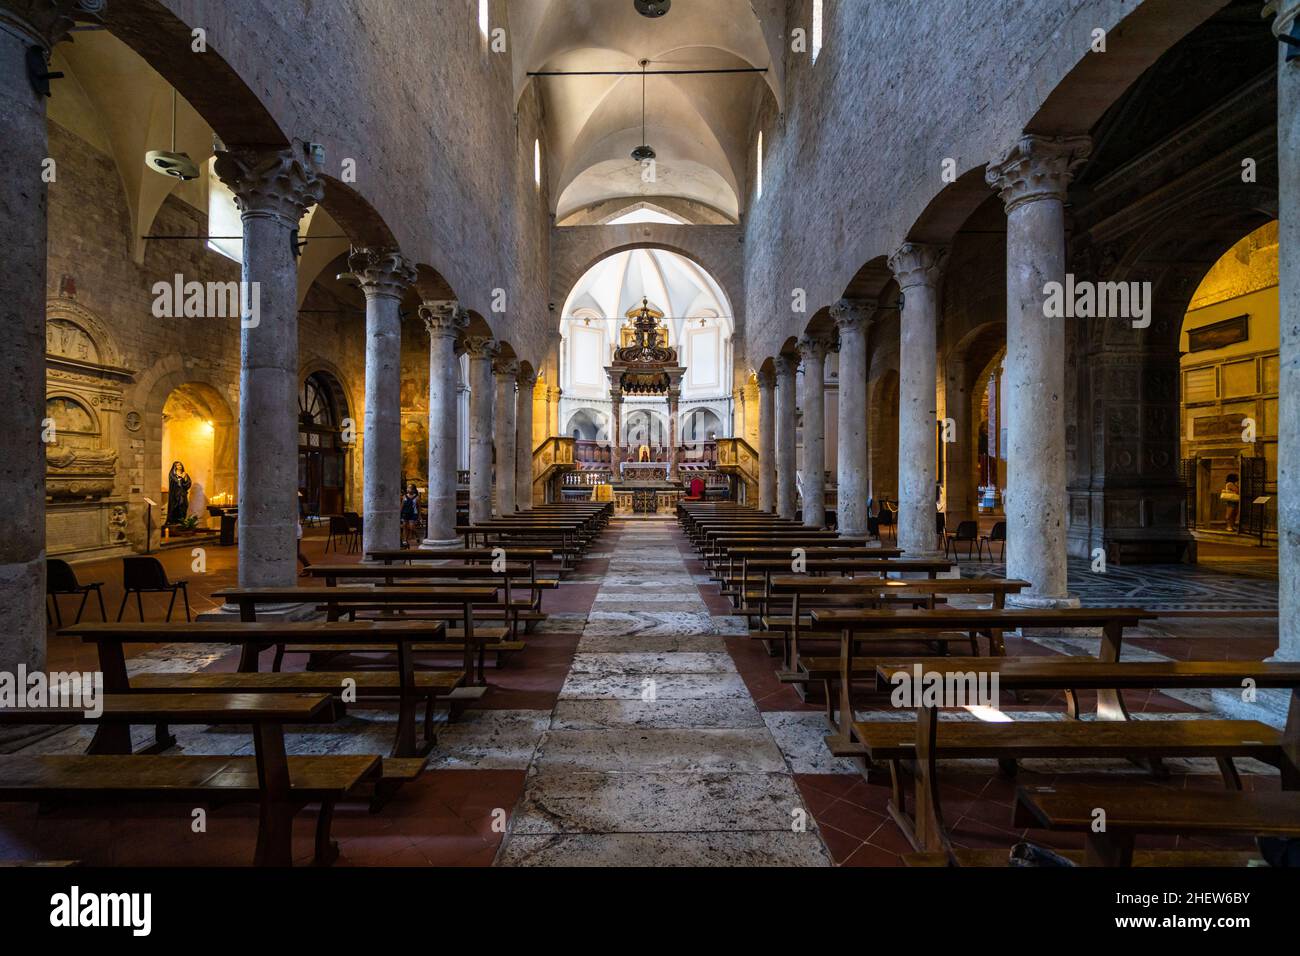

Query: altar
613 482 682 515
619 461 667 482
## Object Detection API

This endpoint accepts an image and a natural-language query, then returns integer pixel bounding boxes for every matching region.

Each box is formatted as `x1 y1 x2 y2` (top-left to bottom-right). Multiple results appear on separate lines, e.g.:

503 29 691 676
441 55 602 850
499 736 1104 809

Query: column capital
830 298 876 335
888 243 947 290
518 368 538 388
756 366 775 390
350 247 416 301
985 133 1092 213
213 139 324 228
493 357 520 379
797 334 833 363
419 300 469 339
773 354 797 378
1266 1 1300 34
462 335 498 359
0 0 103 49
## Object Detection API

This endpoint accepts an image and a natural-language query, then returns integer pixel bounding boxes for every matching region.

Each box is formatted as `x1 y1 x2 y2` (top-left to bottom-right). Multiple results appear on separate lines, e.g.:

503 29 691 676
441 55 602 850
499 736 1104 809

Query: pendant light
145 88 199 181
630 59 656 163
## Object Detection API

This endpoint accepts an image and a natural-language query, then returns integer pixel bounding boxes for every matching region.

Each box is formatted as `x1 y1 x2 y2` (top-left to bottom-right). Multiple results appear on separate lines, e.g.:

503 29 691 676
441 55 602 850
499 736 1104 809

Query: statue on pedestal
167 461 192 525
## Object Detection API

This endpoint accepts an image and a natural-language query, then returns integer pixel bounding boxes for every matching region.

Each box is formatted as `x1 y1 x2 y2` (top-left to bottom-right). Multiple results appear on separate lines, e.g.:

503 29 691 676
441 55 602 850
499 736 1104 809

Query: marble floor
497 517 832 866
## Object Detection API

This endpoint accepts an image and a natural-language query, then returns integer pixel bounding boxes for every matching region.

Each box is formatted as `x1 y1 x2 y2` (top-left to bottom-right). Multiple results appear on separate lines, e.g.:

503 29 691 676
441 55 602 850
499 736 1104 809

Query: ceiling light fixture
630 59 656 163
634 0 670 17
145 89 199 181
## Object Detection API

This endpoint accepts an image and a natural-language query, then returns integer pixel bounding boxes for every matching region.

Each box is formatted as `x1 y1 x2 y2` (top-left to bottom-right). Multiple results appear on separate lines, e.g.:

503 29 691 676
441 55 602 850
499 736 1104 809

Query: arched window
298 372 349 515
534 138 542 188
756 131 764 200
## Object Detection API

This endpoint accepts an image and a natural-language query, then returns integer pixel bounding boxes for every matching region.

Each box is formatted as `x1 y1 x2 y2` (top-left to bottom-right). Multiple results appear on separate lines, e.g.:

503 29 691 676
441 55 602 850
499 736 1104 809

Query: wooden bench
212 585 501 685
768 577 1030 702
60 620 470 759
1013 785 1300 867
0 692 376 866
864 658 1300 854
816 606 1156 744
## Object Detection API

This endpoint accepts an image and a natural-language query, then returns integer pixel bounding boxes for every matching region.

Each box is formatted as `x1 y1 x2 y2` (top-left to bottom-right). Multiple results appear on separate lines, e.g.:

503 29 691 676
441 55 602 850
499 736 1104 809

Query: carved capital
350 247 416 301
493 357 520 379
756 366 775 390
518 368 538 388
462 335 498 359
887 243 947 290
213 139 324 228
798 334 833 363
773 354 797 379
830 298 876 336
0 0 103 49
985 134 1092 213
419 300 468 339
1266 1 1300 35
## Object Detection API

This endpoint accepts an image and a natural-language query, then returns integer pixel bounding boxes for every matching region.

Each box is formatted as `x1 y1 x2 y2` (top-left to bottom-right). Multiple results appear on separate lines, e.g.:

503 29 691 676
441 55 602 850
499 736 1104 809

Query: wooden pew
60 620 470 759
867 658 1300 855
769 577 1030 705
1013 786 1300 867
212 586 499 685
816 606 1156 746
0 692 376 865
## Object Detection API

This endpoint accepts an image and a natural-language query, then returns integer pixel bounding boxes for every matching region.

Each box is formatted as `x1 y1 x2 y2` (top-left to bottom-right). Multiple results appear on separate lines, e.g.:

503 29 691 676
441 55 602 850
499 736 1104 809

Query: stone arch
565 407 609 442
132 356 238 547
681 406 724 442
102 0 286 146
549 228 743 326
45 297 126 370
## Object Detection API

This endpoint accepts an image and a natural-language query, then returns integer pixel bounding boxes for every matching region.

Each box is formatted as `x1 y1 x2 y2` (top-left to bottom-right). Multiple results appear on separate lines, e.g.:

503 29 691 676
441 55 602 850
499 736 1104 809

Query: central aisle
497 516 832 865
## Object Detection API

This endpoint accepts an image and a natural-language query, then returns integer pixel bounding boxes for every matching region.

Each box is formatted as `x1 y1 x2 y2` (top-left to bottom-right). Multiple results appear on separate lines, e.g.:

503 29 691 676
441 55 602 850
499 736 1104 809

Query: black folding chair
325 515 358 554
945 520 979 561
117 556 190 622
978 520 1007 561
46 558 107 626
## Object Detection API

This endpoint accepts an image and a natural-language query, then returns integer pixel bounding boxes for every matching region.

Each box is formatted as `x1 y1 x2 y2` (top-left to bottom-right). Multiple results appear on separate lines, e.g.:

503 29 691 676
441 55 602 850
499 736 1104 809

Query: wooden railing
531 436 576 505
714 437 760 504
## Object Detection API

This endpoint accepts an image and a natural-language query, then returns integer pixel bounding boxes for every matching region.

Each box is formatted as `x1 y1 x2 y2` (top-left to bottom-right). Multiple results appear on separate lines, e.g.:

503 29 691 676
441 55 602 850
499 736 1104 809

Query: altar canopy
607 298 686 483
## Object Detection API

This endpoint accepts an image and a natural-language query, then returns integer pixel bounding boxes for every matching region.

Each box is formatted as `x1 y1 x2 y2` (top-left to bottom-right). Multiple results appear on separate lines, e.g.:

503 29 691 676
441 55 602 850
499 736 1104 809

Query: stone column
987 134 1090 606
757 367 776 512
516 368 536 510
774 354 798 519
352 248 415 557
889 243 947 557
610 388 623 477
421 301 467 547
494 357 519 514
668 387 680 482
0 1 99 696
832 300 874 536
798 335 832 527
944 354 975 520
214 140 324 589
464 337 497 524
1271 0 1300 660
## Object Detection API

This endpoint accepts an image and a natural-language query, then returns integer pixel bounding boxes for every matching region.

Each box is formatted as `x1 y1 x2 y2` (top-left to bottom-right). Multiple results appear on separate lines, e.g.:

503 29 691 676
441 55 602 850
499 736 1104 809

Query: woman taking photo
1220 472 1241 533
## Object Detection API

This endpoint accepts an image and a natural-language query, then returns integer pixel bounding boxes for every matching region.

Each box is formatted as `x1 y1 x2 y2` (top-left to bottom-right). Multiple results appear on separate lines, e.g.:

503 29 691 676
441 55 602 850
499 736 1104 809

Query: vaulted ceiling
508 0 783 223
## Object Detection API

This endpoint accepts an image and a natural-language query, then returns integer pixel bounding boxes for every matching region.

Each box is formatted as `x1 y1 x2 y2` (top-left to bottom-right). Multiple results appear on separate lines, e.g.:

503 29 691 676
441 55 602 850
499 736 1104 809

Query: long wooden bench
212 585 500 685
817 606 1156 744
60 620 471 759
1013 785 1300 867
864 658 1300 855
0 692 376 866
768 577 1031 704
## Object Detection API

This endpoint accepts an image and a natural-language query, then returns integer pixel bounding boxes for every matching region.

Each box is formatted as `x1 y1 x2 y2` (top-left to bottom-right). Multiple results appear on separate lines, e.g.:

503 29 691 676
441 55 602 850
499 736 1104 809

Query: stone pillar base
1006 593 1082 610
420 538 462 550
1208 686 1290 730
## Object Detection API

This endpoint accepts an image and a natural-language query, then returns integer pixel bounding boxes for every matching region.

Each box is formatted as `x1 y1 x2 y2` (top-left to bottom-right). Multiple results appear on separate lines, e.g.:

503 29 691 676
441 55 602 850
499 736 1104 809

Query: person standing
1220 473 1241 533
400 484 421 549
